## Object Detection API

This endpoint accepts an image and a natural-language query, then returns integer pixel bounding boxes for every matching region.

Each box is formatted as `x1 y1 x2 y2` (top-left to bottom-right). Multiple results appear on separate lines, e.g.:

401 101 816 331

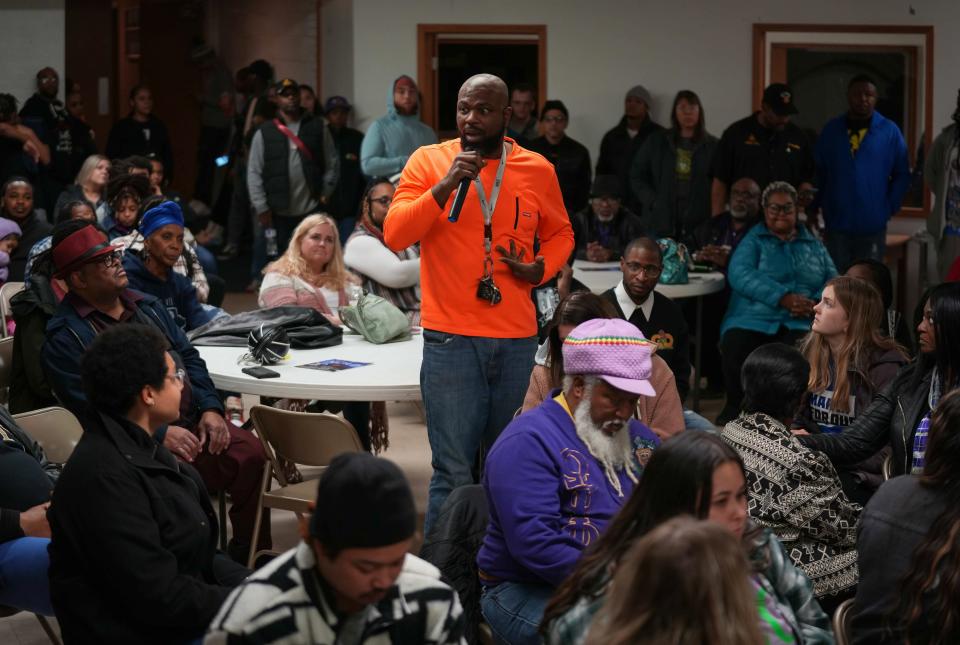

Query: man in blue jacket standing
815 75 910 269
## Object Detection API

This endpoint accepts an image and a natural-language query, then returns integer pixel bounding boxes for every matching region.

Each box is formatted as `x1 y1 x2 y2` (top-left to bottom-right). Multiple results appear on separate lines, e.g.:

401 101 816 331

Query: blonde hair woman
258 213 357 326
55 154 110 223
585 517 764 645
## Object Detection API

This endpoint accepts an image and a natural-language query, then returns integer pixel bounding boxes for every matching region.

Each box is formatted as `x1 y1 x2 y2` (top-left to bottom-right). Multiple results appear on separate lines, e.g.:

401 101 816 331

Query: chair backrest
0 281 24 336
249 405 363 473
0 336 13 404
833 597 855 645
13 406 85 464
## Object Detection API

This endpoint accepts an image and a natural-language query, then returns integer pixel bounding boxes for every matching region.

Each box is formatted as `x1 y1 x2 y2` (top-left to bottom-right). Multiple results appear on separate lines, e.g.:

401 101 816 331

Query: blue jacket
360 76 438 177
722 223 837 336
477 394 659 587
814 111 910 234
123 252 215 332
41 290 223 441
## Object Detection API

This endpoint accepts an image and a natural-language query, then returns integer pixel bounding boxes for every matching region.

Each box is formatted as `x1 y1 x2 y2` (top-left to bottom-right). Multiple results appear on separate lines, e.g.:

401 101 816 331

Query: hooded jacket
596 115 664 212
360 76 438 177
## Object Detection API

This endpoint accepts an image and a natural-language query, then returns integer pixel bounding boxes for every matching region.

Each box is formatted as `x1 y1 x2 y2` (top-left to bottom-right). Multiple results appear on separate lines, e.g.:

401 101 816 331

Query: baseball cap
275 78 299 95
562 318 657 396
762 83 799 116
591 175 622 199
324 96 352 114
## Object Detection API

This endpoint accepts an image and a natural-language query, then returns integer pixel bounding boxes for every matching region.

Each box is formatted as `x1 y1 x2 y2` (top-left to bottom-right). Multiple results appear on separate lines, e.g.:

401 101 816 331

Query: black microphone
448 143 476 223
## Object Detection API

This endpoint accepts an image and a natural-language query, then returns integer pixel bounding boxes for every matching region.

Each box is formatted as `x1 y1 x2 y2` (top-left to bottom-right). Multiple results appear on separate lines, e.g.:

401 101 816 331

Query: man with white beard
572 175 645 262
476 318 660 645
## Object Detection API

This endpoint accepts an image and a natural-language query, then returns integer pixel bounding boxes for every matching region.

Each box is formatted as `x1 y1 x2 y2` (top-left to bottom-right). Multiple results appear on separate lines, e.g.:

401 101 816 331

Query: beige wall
340 0 960 164
0 0 65 106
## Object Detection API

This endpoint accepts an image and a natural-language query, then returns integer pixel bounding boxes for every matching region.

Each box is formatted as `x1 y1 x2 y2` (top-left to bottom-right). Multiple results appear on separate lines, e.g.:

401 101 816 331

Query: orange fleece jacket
384 138 574 338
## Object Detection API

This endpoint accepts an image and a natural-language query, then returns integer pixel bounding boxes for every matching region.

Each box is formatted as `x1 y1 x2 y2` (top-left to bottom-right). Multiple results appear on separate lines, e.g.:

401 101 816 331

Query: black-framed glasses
369 196 392 207
766 203 796 215
542 115 566 123
624 262 662 277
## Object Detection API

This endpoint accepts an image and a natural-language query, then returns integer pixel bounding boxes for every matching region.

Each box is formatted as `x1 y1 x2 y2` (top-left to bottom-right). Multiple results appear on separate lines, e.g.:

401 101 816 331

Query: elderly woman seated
717 181 837 423
47 324 248 643
721 343 860 614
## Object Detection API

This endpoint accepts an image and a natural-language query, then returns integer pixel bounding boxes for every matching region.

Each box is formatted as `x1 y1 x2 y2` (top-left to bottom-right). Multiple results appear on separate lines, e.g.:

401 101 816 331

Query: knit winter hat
625 85 652 107
562 318 657 396
0 218 21 241
310 453 416 550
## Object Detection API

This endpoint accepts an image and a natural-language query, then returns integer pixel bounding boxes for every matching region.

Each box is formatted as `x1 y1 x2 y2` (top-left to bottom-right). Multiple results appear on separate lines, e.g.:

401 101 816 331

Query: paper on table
298 359 371 372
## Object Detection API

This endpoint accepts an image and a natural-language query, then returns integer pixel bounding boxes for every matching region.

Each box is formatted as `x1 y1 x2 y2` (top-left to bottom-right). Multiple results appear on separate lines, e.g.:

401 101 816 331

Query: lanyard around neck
475 143 508 227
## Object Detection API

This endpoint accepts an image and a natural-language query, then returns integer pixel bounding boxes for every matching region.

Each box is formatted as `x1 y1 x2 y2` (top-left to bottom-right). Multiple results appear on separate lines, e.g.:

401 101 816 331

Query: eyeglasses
593 196 620 204
166 368 185 385
542 115 566 123
369 196 392 207
90 250 123 269
38 76 57 83
766 203 796 215
624 262 662 277
730 190 759 199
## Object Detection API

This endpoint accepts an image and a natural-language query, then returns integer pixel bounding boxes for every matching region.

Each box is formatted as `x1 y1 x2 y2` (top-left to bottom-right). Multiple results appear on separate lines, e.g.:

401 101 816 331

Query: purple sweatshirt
477 395 659 587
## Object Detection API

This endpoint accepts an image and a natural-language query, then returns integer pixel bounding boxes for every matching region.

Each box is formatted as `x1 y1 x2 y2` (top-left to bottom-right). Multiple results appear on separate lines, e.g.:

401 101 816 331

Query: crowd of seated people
2 55 960 645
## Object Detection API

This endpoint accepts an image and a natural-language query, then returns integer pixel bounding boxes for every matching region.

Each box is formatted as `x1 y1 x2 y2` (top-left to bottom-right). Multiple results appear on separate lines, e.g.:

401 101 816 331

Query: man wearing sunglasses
40 222 270 564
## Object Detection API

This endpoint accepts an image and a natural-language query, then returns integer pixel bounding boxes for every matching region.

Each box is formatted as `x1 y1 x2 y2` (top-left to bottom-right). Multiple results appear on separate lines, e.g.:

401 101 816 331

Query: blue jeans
824 229 886 271
421 331 537 533
684 409 718 432
0 537 53 616
480 581 553 645
194 244 219 277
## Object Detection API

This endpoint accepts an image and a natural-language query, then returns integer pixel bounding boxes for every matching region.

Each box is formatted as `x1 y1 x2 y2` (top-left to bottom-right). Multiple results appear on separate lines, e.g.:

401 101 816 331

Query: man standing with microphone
385 74 573 531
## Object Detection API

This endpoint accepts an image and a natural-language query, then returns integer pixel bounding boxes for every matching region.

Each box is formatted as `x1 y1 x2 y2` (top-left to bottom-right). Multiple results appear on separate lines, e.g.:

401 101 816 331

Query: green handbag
339 291 411 344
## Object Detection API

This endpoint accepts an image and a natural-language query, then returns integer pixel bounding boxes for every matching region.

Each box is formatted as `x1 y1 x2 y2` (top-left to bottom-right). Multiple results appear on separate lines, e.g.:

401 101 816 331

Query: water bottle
264 227 279 258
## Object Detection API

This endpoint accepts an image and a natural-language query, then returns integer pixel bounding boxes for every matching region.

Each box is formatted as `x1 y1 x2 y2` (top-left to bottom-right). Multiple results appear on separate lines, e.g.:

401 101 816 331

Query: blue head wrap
139 201 184 238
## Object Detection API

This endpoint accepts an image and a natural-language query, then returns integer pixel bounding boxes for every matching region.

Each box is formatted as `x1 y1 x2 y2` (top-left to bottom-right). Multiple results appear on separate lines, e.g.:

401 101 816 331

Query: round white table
571 260 726 412
197 333 423 401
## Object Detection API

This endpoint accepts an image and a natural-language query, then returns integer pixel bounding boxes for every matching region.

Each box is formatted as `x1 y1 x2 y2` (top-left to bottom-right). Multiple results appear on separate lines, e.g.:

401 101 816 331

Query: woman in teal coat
717 181 836 423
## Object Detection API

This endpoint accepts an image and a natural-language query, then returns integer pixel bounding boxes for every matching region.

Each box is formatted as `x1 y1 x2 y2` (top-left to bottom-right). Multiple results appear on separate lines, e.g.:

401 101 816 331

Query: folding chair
0 336 15 405
0 281 23 338
13 406 84 464
247 404 363 567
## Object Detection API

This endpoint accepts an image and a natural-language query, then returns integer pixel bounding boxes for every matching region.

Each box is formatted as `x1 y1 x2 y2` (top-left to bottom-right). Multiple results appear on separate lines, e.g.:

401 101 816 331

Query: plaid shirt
911 371 942 474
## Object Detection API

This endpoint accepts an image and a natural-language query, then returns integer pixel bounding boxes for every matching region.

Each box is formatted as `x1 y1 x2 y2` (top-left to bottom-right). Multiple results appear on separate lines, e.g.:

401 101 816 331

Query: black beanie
310 453 416 550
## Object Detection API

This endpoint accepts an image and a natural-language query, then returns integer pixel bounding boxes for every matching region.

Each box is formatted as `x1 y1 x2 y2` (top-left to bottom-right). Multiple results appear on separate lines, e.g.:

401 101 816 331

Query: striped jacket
205 543 466 644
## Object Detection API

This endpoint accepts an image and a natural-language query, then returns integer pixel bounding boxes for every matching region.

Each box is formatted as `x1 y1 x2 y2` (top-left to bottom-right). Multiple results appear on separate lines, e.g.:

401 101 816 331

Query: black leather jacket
0 404 59 541
799 361 933 476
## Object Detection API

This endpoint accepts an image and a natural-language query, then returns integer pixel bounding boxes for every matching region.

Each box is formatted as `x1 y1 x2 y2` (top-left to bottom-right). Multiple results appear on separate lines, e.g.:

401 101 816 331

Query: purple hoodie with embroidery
477 395 659 587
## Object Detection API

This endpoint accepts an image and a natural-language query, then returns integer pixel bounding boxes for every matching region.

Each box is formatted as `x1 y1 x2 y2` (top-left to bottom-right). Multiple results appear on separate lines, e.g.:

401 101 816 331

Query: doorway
417 25 546 140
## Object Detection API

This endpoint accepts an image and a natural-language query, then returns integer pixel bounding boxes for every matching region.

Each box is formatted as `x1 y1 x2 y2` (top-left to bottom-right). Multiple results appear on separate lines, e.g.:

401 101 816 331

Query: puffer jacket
799 361 935 478
722 223 837 336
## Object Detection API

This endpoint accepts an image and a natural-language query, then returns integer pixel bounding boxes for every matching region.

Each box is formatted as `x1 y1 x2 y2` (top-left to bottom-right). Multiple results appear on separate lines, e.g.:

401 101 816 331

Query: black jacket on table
601 288 691 402
48 409 233 644
596 115 664 211
0 404 59 543
798 361 934 477
527 135 592 215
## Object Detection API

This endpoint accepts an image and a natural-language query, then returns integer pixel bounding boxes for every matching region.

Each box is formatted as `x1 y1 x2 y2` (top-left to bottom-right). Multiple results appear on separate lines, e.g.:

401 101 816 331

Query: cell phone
241 366 280 379
215 154 230 167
